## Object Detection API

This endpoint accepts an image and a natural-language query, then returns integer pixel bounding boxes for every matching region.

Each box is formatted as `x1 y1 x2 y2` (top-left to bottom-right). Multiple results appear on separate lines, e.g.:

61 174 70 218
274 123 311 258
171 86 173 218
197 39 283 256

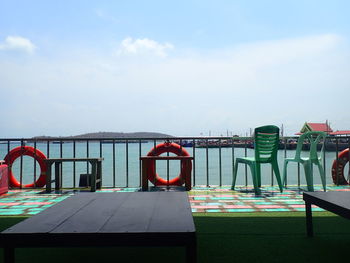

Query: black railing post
126 139 129 188
73 140 76 188
219 139 222 186
6 141 10 188
86 140 89 174
19 139 24 189
192 139 196 187
232 138 235 186
46 141 50 158
112 139 116 188
323 136 326 186
335 138 339 185
206 138 209 187
59 140 63 187
244 139 248 187
139 139 142 187
33 140 37 187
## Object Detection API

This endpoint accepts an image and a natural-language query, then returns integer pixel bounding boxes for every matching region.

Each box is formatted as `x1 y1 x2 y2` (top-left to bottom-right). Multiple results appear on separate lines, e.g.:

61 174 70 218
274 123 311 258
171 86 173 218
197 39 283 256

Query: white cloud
116 37 174 57
0 34 349 137
0 36 36 54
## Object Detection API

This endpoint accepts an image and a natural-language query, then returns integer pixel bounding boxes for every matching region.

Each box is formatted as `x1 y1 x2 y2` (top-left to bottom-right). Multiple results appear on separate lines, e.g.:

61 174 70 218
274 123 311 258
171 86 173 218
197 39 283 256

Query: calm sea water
0 142 346 188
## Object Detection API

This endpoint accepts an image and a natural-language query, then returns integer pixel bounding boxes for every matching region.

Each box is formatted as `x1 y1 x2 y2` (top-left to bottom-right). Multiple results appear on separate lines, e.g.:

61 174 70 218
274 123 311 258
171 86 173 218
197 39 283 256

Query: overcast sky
1 0 349 137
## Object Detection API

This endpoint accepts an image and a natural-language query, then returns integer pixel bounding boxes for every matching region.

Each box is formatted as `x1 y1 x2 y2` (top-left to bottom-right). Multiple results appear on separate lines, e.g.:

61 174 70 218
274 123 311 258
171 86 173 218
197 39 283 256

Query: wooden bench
44 158 103 192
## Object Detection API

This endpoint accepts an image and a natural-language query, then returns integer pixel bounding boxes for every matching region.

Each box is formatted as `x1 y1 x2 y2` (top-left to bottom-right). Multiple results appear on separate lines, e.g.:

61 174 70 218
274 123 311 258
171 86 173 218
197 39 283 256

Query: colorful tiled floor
0 185 349 216
0 190 72 216
188 185 350 213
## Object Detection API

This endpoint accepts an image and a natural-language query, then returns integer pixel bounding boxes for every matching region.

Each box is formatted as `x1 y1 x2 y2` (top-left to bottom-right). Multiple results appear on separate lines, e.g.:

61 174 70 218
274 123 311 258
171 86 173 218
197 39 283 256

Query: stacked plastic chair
231 125 283 194
283 131 326 191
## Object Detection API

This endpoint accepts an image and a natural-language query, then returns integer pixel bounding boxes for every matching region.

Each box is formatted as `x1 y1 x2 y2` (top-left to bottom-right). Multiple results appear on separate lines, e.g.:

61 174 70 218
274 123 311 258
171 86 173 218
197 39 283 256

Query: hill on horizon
33 131 173 139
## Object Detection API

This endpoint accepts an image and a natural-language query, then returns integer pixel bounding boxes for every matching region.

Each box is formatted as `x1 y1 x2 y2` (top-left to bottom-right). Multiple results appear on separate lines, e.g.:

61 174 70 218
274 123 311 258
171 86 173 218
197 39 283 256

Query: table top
44 157 103 163
303 191 350 210
2 192 195 235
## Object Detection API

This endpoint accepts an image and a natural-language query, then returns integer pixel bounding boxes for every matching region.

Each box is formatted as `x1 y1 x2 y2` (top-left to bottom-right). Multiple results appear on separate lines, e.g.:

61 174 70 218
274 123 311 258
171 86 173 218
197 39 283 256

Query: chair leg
272 161 283 192
303 162 314 191
316 162 326 191
256 162 261 187
249 163 260 195
231 160 239 190
282 160 289 187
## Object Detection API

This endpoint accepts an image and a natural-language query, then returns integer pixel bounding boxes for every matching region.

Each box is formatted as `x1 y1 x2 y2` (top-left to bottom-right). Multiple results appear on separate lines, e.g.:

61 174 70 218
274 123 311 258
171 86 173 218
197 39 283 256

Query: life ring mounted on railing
331 148 349 185
4 146 47 188
146 142 192 186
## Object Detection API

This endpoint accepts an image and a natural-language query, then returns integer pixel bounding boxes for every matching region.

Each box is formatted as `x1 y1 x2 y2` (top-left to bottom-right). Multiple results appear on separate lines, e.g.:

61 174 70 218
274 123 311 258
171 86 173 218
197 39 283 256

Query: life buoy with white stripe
146 142 192 186
331 148 349 185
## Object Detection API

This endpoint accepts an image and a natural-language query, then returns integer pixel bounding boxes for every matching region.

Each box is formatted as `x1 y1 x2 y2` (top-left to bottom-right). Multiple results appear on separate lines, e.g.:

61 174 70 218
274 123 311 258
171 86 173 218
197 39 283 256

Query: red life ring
331 148 349 185
4 146 47 188
146 142 192 186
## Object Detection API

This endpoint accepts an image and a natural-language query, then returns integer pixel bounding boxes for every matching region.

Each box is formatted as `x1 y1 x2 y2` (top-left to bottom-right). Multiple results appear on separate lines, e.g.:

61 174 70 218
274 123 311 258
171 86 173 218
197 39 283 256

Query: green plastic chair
283 131 326 192
231 125 283 194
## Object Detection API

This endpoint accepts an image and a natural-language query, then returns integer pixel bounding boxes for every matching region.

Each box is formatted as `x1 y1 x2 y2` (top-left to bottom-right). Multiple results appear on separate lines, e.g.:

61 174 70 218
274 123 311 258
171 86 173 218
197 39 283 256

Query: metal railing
0 136 349 189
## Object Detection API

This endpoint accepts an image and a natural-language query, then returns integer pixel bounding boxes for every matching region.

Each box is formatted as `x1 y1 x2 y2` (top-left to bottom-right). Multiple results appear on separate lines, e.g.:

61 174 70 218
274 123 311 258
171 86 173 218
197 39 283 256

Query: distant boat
52 141 73 144
298 141 348 151
195 140 253 148
181 141 193 147
173 140 193 147
101 140 148 144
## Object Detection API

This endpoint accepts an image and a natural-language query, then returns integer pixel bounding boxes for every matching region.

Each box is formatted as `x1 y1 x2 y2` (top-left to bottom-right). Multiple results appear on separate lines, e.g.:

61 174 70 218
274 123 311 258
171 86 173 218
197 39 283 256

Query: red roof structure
297 122 349 136
298 122 333 135
330 130 350 136
306 123 333 133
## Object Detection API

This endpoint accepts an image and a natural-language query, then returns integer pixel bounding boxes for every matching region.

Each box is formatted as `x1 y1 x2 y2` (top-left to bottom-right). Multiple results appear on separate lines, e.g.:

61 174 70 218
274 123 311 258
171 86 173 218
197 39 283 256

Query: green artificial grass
0 212 349 263
195 212 350 263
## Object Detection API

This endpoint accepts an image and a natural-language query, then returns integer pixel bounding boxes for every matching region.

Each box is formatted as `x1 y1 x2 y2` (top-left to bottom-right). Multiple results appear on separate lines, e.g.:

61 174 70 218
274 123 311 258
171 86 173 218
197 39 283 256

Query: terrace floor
0 185 349 216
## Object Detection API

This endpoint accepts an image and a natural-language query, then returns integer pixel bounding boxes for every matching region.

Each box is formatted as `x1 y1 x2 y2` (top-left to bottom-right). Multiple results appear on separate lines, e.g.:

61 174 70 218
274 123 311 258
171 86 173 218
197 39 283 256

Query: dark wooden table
44 158 103 193
140 156 194 191
303 191 350 237
0 192 196 263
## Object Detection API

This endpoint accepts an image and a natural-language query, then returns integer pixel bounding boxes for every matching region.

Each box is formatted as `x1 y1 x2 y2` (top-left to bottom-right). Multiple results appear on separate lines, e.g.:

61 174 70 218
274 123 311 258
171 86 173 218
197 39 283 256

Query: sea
0 141 346 188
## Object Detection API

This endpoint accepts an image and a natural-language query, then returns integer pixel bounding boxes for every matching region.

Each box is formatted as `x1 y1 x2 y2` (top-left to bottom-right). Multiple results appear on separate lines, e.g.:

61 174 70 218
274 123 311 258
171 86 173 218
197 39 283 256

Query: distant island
33 132 173 139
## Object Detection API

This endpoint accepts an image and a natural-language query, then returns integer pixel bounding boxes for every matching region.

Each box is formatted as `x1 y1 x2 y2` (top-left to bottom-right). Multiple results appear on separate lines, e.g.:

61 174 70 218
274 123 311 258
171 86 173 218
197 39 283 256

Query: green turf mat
0 213 349 263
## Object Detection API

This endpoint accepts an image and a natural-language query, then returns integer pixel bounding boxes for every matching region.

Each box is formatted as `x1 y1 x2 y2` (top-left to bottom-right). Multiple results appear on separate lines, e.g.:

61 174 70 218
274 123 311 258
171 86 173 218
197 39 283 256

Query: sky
0 0 349 137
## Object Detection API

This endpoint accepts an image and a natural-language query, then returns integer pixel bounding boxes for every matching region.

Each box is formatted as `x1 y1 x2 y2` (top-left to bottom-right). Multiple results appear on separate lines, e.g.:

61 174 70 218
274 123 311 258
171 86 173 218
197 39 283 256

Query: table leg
91 162 97 192
141 160 149 191
186 239 197 263
46 163 52 193
55 162 61 191
97 161 102 189
184 160 192 191
305 201 313 237
4 247 14 263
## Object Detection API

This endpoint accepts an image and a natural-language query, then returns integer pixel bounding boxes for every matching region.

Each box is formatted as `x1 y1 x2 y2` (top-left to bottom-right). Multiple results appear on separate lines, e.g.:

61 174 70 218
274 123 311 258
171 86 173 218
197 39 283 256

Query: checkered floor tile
188 185 350 212
0 185 349 216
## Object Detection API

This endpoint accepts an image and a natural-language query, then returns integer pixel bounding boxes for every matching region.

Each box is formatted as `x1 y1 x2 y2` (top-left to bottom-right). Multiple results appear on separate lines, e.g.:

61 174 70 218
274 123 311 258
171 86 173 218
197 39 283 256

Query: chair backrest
254 125 280 163
294 131 326 161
